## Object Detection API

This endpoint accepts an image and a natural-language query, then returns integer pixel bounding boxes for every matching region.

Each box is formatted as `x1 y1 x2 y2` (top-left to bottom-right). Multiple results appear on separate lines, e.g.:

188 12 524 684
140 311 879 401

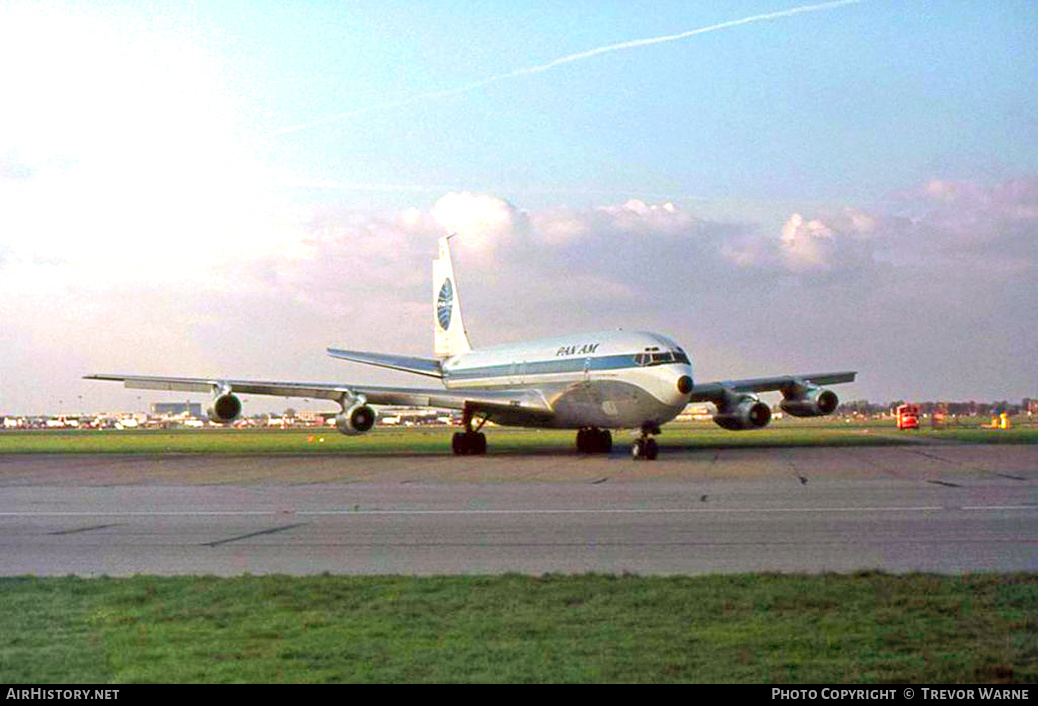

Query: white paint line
2 505 1035 518
961 505 1037 511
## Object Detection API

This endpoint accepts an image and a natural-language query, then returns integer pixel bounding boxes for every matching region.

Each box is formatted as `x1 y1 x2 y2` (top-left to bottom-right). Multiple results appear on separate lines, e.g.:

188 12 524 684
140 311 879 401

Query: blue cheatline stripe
446 354 640 381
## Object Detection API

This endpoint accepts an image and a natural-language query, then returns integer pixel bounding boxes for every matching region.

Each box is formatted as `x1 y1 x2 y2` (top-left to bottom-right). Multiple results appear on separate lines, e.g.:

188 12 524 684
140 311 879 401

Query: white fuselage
441 330 694 429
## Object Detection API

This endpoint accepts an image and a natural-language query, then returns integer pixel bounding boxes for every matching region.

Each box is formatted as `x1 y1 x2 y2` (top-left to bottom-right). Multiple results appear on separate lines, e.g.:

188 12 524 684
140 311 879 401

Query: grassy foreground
1 572 1035 684
2 419 1036 455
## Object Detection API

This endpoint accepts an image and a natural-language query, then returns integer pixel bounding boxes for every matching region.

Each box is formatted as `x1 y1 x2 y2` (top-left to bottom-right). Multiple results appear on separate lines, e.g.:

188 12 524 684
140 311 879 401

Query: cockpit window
633 349 690 366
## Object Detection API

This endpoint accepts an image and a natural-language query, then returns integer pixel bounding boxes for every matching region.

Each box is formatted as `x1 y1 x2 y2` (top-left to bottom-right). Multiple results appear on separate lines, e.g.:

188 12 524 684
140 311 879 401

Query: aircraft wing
689 371 857 404
83 374 554 422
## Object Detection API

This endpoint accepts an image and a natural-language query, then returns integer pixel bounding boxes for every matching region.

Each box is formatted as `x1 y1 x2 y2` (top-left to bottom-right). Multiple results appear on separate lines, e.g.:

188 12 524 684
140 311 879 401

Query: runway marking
203 523 308 547
299 507 952 515
0 511 279 516
48 523 119 535
961 505 1037 511
909 450 957 464
5 505 1037 517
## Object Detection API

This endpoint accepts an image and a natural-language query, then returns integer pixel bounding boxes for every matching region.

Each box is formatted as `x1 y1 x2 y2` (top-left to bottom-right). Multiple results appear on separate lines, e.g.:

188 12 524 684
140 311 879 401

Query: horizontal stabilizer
326 348 443 379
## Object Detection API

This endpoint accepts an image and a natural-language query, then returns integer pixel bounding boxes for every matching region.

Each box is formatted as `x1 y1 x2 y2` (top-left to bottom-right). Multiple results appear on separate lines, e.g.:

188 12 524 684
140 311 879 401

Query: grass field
2 417 1036 455
1 572 1035 684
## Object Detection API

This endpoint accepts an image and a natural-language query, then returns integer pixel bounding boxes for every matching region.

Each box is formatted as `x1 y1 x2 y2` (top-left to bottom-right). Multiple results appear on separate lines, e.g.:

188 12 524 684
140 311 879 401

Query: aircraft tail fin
433 234 472 358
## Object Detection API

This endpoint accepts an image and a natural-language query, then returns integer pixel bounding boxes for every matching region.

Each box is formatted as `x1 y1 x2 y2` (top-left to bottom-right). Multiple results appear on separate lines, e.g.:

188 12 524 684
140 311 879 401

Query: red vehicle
896 403 919 430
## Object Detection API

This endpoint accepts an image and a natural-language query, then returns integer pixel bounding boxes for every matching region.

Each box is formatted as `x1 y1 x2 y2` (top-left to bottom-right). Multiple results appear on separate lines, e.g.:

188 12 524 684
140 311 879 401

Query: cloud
429 192 520 254
778 211 877 275
594 199 695 236
3 178 1036 412
905 178 1038 259
528 207 591 246
719 207 878 281
715 178 1037 290
0 150 34 181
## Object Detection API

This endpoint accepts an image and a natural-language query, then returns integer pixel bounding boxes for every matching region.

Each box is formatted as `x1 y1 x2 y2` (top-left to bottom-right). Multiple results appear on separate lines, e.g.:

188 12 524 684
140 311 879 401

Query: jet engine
207 391 242 424
712 393 772 431
780 387 839 417
336 403 377 436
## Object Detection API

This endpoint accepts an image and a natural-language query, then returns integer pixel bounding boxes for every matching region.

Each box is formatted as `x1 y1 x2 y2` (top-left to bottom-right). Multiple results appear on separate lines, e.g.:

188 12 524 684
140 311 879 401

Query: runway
1 444 1036 576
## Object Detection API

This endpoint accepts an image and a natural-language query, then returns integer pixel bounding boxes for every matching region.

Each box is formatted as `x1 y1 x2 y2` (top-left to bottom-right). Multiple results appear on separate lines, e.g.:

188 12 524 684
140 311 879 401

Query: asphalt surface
1 444 1035 576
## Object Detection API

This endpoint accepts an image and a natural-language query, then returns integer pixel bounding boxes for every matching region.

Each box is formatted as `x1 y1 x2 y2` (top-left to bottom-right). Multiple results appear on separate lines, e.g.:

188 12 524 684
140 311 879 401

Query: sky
1 0 1036 415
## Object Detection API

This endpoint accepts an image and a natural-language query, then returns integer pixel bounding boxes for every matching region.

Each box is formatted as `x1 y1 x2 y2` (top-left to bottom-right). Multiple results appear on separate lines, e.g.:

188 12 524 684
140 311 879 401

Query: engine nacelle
336 403 376 436
207 392 242 424
780 388 839 417
713 394 772 431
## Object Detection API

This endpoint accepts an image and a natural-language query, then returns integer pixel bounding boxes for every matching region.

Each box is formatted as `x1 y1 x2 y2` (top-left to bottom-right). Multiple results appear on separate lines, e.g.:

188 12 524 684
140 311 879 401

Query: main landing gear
452 407 488 456
576 427 612 454
631 422 661 461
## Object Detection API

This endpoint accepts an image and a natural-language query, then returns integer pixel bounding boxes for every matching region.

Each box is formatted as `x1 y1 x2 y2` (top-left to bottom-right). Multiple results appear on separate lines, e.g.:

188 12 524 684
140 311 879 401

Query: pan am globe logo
437 278 453 330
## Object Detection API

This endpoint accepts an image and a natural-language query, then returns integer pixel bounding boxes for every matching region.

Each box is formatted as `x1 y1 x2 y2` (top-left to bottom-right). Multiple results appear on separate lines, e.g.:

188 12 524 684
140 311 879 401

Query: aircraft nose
677 375 693 395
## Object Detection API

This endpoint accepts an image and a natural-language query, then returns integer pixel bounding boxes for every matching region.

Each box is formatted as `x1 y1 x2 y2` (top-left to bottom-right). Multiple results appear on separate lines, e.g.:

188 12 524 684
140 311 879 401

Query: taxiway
1 444 1035 576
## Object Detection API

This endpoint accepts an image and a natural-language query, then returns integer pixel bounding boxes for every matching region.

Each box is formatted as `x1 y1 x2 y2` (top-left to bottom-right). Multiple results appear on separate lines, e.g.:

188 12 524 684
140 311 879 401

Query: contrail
272 0 863 137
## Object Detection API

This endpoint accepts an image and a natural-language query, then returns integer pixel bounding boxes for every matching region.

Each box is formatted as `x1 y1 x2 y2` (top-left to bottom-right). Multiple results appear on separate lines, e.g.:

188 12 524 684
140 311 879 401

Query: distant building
295 410 325 425
377 407 447 425
152 402 203 418
676 404 713 421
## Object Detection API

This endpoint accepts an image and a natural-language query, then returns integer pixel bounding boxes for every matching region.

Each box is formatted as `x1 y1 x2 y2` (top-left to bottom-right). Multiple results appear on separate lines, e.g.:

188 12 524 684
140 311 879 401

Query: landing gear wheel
452 430 487 456
452 407 489 456
632 438 643 460
631 438 658 460
644 438 657 460
632 424 660 461
576 428 612 454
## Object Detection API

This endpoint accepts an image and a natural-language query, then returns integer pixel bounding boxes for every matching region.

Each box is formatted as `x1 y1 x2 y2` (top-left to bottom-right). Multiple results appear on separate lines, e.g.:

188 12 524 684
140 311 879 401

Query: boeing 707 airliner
87 235 856 460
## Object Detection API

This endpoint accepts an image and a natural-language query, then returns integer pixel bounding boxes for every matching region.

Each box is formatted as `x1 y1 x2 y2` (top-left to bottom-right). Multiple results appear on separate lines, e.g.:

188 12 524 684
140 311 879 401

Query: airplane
86 234 856 460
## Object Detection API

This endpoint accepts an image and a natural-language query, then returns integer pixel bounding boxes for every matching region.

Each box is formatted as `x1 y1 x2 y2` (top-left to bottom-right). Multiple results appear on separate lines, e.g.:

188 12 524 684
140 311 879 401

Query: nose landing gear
631 422 661 461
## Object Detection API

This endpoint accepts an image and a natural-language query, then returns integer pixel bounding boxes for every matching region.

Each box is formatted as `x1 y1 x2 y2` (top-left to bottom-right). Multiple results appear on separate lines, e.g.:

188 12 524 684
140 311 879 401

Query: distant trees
838 399 885 416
